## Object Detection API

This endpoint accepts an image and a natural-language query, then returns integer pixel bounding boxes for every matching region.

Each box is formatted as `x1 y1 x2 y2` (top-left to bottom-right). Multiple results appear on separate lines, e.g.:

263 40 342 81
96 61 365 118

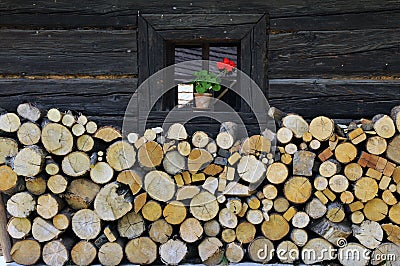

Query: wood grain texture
0 29 137 75
268 29 400 78
269 79 400 118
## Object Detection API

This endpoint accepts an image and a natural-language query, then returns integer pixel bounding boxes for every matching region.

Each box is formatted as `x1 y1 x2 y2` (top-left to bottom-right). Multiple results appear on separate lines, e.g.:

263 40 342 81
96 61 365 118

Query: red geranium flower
217 58 236 72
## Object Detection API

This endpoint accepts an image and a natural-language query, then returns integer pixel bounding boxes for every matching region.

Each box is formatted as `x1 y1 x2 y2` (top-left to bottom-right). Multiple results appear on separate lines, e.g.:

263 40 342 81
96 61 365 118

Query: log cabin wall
0 0 399 128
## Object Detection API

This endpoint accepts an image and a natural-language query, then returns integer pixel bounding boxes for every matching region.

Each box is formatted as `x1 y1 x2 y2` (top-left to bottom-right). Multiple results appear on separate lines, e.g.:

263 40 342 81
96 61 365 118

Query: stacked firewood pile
1 103 400 265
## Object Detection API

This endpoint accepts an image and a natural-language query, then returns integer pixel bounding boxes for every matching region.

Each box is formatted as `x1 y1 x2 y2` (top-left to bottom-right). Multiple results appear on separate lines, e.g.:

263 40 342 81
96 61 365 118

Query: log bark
64 178 100 210
310 217 351 246
293 150 315 176
0 137 18 165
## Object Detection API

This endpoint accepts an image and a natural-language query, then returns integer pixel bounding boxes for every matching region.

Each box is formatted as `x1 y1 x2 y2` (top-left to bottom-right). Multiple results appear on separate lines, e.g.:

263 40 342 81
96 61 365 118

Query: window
138 14 267 127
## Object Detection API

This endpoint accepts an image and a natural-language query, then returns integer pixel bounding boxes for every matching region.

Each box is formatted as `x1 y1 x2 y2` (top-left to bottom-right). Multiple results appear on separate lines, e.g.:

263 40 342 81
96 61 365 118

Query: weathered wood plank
0 78 138 127
1 0 399 28
0 29 137 75
269 29 400 78
269 79 400 118
271 10 400 31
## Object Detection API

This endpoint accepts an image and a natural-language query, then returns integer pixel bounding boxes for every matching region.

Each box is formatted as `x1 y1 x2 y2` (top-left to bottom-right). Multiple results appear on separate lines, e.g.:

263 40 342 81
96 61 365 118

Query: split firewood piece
223 182 250 196
373 114 396 138
382 223 400 245
338 243 370 266
192 131 209 148
218 208 238 229
76 134 94 152
160 239 187 265
167 123 188 140
0 165 24 195
226 198 243 214
329 174 349 193
177 141 191 156
241 135 271 154
104 225 118 242
32 217 62 242
387 135 400 164
203 164 223 176
348 127 367 145
310 217 352 245
293 150 315 176
117 170 143 195
7 192 35 218
225 242 244 263
290 229 308 247
366 136 387 155
163 201 187 225
282 114 309 138
144 170 176 202
351 211 365 224
284 176 312 204
144 128 156 141
319 159 341 177
17 122 41 145
180 217 203 243
261 214 289 241
354 177 378 202
90 162 114 184
237 155 266 184
13 146 44 177
302 238 334 264
190 191 219 221
138 141 163 169
17 103 41 122
10 240 41 265
176 185 200 201
41 123 73 155
142 201 162 221
276 241 299 264
266 162 288 184
340 191 354 204
52 210 72 231
43 239 74 266
72 209 101 240
198 237 224 265
125 237 157 265
117 211 145 239
98 242 124 266
352 220 383 249
71 241 97 266
45 157 60 176
277 127 293 144
94 182 132 221
309 116 334 141
47 174 68 194
0 137 18 164
344 163 363 181
62 151 90 177
0 112 20 132
248 237 274 263
149 219 173 243
64 178 100 210
372 242 400 266
25 176 46 196
93 126 122 142
391 106 400 132
163 151 186 175
37 193 64 219
364 198 388 221
326 202 346 222
188 148 213 173
134 192 147 213
204 220 221 237
7 217 31 239
335 142 357 163
106 141 136 171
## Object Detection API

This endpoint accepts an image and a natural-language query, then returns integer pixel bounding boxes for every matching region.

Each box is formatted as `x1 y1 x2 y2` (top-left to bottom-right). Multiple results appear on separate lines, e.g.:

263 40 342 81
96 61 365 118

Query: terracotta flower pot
194 93 212 109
